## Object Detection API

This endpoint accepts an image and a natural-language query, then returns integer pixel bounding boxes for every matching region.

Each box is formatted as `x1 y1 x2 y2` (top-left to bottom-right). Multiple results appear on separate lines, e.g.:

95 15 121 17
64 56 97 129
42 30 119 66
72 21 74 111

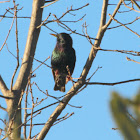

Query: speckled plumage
51 33 76 92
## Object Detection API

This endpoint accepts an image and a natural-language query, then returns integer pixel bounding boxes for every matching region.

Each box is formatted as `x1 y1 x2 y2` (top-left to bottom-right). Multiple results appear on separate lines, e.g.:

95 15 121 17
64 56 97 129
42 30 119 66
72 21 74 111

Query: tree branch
131 0 140 10
37 0 112 139
0 9 15 52
0 105 7 112
103 0 122 29
10 4 19 91
107 17 140 30
0 95 14 99
80 0 109 80
0 1 10 3
13 0 45 92
0 75 8 95
109 14 140 37
126 57 140 64
84 78 140 86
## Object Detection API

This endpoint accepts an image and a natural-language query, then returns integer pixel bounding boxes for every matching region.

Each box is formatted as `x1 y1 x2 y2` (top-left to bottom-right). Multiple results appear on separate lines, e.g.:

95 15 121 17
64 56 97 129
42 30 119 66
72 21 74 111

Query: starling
51 33 76 92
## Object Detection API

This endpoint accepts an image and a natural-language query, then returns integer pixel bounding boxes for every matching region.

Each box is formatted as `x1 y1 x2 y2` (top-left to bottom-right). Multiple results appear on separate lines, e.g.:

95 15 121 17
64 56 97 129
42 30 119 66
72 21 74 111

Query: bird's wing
52 69 56 81
51 54 56 81
69 48 76 75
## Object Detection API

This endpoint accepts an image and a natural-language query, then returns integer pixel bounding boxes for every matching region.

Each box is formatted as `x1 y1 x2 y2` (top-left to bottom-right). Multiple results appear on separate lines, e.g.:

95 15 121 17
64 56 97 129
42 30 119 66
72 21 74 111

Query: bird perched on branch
51 33 76 92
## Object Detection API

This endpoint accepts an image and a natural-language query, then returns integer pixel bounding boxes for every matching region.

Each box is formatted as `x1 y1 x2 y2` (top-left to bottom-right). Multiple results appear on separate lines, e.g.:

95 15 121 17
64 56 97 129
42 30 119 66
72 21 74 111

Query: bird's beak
50 33 57 37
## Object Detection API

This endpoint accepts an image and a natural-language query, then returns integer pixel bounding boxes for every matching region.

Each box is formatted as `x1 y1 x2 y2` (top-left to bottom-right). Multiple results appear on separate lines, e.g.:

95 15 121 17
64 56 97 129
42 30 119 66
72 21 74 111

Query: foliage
110 91 140 140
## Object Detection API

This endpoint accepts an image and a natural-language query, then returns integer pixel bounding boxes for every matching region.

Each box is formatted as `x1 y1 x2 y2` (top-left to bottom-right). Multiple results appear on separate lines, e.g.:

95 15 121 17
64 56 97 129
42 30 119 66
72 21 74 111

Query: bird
51 33 76 92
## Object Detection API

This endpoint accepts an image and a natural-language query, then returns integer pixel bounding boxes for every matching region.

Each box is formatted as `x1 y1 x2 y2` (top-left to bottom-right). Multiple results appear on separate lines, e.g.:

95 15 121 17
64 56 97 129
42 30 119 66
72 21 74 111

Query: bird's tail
54 75 66 92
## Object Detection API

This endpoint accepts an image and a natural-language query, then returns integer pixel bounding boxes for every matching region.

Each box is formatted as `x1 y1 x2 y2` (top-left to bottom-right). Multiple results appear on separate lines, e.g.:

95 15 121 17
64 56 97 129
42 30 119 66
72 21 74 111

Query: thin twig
10 4 20 90
44 25 58 34
23 83 29 140
6 43 17 58
0 105 7 112
0 15 31 19
0 95 14 99
85 78 140 85
0 9 16 51
109 14 140 37
107 17 140 30
28 81 34 139
53 112 74 126
103 0 122 29
98 48 140 56
118 9 132 13
52 14 97 40
0 1 10 3
32 57 51 71
131 0 140 10
16 111 41 129
27 101 59 117
37 13 51 29
59 14 86 23
58 3 89 20
76 66 102 94
122 0 140 12
126 57 140 64
41 0 59 8
86 66 102 81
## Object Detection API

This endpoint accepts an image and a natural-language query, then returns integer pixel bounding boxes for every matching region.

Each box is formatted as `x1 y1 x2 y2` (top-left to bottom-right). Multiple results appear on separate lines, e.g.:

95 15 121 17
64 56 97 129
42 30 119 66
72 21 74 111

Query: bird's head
50 33 73 47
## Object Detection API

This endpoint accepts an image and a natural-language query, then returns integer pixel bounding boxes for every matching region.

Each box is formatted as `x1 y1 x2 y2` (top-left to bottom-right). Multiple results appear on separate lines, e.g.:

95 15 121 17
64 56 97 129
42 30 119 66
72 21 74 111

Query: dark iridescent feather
51 33 76 92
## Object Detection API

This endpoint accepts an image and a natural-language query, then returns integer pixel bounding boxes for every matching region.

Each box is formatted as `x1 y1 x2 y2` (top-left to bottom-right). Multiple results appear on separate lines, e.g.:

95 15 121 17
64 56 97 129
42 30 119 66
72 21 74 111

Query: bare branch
32 56 51 73
103 0 122 29
53 112 74 126
80 0 110 80
0 105 7 112
0 75 8 95
109 14 140 37
37 1 112 139
44 3 89 25
0 1 10 3
28 81 34 139
15 111 41 130
41 0 59 8
37 13 51 29
0 95 14 99
87 66 102 81
23 111 73 127
13 0 45 92
126 57 140 64
97 48 140 56
0 9 15 51
10 4 20 91
131 0 140 10
23 84 29 139
58 3 89 20
6 43 17 58
122 0 140 12
27 101 59 117
85 78 140 86
0 15 31 19
107 17 140 30
44 25 58 34
60 14 86 23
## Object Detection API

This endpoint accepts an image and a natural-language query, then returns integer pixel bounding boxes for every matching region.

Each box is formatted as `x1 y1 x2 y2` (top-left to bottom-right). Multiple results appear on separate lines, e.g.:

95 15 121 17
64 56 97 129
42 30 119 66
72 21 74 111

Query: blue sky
0 0 140 140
